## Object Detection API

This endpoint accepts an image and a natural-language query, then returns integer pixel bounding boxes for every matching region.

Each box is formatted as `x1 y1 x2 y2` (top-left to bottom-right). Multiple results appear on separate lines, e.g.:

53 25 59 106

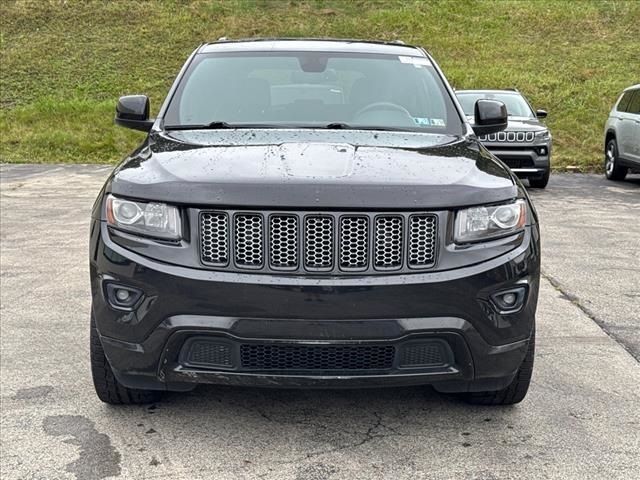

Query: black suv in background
456 89 552 188
91 39 540 407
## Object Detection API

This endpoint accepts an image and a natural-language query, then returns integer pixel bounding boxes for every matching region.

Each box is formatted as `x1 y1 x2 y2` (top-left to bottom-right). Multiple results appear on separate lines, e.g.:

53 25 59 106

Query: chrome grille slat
480 131 535 143
199 211 438 274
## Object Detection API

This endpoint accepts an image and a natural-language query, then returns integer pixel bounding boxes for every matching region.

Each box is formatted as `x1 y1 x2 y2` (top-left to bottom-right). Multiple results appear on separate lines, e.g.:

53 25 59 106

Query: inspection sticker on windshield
414 117 445 126
398 56 432 67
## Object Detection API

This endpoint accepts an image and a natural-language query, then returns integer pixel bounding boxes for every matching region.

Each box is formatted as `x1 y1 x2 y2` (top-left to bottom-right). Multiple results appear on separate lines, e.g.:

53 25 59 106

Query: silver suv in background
604 84 640 181
457 89 551 188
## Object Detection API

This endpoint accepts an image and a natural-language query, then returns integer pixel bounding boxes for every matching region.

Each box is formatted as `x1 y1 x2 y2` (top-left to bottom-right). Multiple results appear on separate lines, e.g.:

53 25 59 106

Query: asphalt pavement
1 165 638 480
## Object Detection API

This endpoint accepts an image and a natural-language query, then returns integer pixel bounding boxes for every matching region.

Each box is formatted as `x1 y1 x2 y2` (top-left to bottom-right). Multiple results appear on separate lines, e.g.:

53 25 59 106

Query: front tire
90 312 161 405
464 329 535 406
605 138 628 181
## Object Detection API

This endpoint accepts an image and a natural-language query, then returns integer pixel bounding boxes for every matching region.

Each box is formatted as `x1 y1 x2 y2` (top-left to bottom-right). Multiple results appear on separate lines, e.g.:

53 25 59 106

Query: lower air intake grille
240 344 396 371
186 341 233 368
399 342 448 367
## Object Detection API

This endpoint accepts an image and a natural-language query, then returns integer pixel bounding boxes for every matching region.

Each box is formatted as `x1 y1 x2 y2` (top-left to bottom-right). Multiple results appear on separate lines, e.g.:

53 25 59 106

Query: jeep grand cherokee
90 39 540 406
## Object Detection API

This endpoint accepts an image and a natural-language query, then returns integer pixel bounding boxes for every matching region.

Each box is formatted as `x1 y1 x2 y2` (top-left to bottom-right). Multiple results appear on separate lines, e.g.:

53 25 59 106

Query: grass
1 0 639 169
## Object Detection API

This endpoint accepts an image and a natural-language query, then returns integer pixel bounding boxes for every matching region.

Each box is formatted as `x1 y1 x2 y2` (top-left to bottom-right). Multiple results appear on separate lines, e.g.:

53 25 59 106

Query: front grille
200 210 438 274
479 131 535 142
240 344 396 371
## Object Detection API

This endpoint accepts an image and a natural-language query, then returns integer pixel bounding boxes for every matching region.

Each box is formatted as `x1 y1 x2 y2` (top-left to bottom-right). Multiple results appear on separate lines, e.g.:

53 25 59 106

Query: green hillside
1 0 639 169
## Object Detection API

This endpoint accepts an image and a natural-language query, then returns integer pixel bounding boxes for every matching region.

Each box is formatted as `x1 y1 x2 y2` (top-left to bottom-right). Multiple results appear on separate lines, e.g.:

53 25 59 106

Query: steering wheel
354 102 413 120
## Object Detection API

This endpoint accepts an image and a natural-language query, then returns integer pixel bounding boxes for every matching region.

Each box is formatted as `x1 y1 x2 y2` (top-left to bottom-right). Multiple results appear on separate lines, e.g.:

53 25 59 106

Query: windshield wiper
165 121 234 130
320 123 418 133
165 121 425 133
164 121 309 131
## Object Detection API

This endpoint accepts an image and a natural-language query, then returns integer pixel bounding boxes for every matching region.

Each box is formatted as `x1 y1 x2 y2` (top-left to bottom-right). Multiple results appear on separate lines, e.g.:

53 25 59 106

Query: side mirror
115 95 154 132
536 109 548 119
472 99 508 136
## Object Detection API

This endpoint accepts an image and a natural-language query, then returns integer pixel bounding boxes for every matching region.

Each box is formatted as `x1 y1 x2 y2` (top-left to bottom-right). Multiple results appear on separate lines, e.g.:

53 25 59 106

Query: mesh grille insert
235 214 263 267
399 343 447 367
240 344 395 371
304 216 334 270
200 210 439 273
374 216 403 269
408 215 437 267
340 216 369 270
270 215 298 269
186 341 233 368
201 212 229 265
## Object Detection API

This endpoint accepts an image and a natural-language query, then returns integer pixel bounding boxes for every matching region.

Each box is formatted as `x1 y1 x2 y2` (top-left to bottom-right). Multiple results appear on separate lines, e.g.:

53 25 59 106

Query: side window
625 90 640 115
616 91 633 113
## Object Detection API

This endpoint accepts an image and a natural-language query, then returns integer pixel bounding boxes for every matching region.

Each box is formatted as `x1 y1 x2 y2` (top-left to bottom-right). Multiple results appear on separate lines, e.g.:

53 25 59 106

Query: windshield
456 92 536 119
163 51 463 134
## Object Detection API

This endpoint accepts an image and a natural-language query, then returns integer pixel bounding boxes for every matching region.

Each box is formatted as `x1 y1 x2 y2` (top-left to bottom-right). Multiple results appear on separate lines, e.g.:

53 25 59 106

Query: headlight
454 200 526 243
106 195 181 240
535 130 550 140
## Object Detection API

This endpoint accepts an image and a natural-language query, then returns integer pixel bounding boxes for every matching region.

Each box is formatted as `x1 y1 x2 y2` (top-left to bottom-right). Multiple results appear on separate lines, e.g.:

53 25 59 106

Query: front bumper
483 141 551 179
90 221 540 393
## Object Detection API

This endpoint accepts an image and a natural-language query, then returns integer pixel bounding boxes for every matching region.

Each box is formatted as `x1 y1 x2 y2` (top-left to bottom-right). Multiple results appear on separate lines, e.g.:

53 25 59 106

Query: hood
107 129 517 209
505 117 547 131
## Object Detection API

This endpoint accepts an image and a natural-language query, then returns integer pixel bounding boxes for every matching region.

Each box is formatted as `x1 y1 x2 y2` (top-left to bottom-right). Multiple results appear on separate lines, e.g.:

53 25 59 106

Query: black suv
456 89 552 188
90 39 540 406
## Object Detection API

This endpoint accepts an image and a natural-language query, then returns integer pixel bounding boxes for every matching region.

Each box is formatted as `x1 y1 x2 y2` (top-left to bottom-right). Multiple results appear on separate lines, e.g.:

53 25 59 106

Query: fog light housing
491 286 527 314
538 146 548 156
105 283 143 311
